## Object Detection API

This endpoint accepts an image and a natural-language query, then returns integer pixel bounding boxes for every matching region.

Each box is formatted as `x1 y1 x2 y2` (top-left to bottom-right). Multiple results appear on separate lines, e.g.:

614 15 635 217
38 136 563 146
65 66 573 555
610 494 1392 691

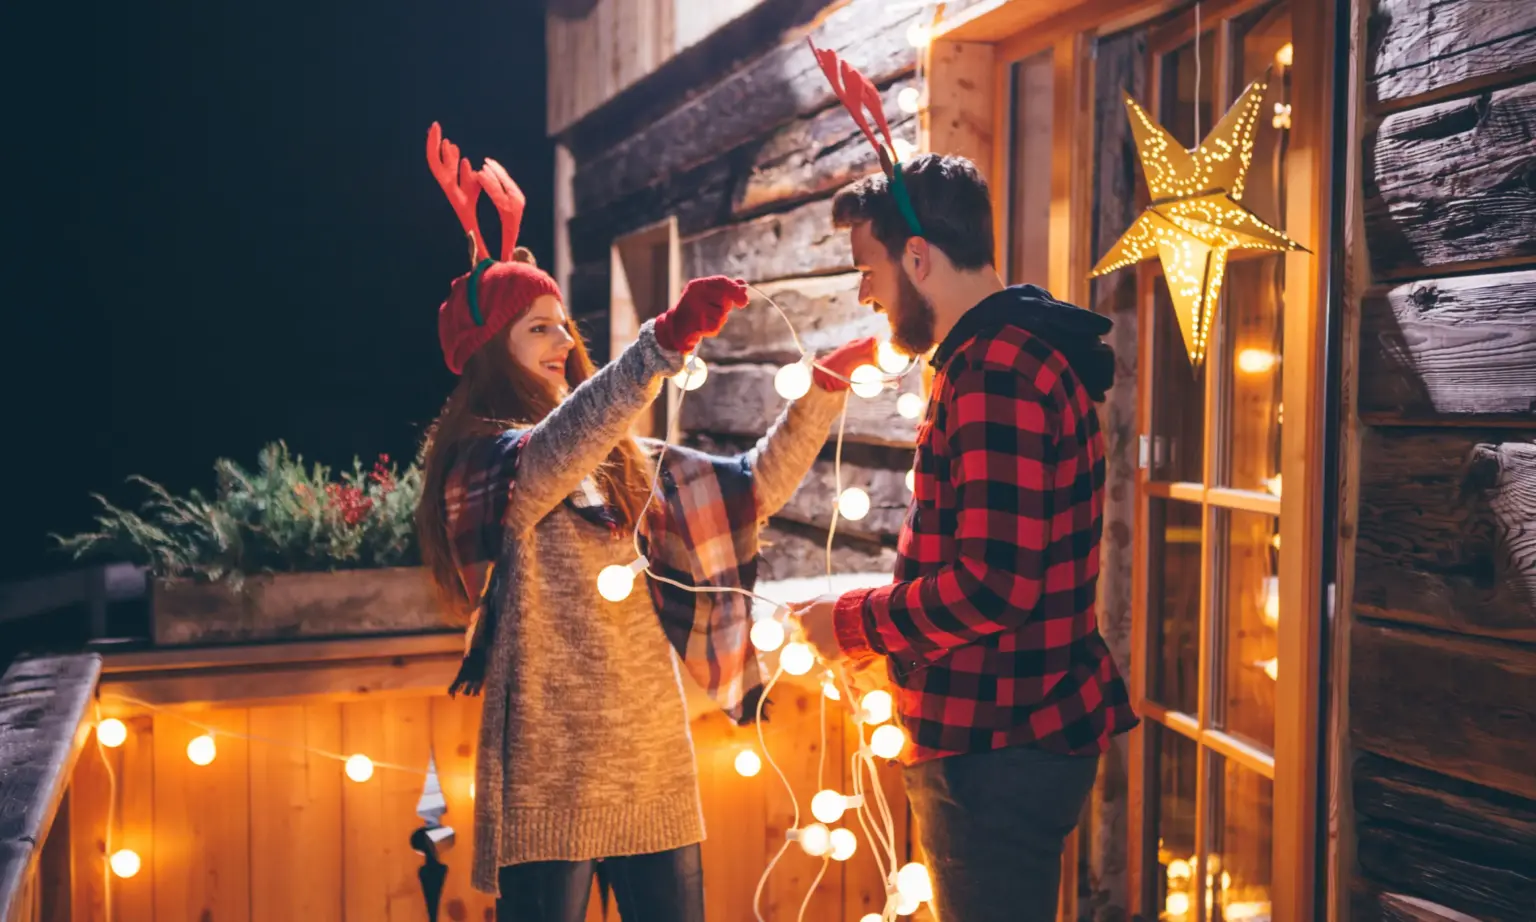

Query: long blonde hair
415 305 653 618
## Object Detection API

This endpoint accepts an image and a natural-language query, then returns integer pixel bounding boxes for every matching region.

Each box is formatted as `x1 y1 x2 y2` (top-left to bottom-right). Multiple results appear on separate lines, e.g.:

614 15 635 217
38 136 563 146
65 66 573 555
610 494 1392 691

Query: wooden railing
0 654 102 922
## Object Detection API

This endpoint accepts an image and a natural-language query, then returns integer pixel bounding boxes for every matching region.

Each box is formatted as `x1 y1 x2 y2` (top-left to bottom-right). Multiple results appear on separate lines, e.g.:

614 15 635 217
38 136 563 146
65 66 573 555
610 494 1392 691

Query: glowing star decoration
1090 74 1306 367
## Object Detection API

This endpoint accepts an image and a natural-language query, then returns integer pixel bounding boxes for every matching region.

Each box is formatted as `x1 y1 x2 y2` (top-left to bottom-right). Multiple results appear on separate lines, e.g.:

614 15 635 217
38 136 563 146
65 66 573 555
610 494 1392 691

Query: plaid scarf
444 431 768 723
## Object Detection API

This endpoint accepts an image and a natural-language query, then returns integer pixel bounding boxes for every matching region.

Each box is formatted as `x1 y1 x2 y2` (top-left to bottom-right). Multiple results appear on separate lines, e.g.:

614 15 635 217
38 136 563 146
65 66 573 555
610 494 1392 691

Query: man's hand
788 593 843 666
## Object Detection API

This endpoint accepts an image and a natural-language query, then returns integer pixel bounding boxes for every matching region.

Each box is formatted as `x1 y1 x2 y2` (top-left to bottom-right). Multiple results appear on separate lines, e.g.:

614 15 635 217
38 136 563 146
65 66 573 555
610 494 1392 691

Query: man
792 153 1137 922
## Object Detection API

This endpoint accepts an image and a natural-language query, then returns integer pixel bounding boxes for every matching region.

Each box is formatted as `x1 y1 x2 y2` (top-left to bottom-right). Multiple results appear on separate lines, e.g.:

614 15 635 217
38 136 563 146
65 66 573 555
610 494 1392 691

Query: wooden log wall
1348 1 1536 917
556 0 927 581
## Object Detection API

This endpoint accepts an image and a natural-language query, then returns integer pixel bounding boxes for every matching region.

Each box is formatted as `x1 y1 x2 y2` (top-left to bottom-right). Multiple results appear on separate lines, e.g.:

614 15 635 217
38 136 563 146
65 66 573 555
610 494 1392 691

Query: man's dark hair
830 153 994 270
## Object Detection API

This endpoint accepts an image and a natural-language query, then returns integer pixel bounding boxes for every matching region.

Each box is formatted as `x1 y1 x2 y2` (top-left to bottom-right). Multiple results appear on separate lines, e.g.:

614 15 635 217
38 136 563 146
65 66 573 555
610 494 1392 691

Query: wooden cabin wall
1345 1 1536 919
555 0 926 582
68 684 909 922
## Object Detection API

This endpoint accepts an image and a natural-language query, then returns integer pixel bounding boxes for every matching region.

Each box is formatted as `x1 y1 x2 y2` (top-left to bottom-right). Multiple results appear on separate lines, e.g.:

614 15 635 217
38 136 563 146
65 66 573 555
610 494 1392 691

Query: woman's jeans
494 844 704 922
905 744 1100 922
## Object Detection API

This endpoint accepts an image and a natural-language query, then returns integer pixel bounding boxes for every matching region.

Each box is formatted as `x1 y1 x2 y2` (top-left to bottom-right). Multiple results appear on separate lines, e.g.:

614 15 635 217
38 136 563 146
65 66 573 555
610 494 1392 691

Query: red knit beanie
427 122 563 375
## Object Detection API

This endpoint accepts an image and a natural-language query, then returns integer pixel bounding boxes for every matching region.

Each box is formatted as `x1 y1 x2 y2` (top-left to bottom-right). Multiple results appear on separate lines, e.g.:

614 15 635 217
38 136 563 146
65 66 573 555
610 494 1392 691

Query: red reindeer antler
479 158 526 262
426 122 489 265
808 38 896 175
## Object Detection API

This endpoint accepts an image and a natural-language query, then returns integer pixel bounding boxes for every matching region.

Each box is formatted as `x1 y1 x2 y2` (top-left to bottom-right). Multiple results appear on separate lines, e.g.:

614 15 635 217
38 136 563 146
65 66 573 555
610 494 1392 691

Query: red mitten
653 276 750 354
813 337 879 391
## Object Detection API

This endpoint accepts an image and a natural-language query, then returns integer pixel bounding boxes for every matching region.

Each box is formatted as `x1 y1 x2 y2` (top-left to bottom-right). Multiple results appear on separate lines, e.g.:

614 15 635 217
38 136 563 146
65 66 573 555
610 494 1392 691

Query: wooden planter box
151 566 453 646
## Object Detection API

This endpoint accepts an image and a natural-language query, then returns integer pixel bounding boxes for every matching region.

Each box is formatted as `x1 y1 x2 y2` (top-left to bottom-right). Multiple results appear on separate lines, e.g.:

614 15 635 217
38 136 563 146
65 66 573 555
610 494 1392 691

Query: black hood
930 284 1116 402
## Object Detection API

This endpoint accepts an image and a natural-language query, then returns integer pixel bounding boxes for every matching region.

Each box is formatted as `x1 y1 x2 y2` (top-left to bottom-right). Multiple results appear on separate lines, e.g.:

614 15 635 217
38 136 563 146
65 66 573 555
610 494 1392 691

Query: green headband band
466 257 496 326
889 161 924 238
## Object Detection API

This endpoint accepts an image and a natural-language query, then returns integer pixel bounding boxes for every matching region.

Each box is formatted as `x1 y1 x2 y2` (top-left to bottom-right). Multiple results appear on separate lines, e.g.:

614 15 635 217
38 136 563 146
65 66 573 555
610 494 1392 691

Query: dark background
2 0 552 582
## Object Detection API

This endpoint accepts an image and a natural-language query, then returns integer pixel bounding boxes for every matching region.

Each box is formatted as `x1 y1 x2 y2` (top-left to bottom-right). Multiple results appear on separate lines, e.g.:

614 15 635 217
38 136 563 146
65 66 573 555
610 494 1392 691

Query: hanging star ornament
1090 71 1308 366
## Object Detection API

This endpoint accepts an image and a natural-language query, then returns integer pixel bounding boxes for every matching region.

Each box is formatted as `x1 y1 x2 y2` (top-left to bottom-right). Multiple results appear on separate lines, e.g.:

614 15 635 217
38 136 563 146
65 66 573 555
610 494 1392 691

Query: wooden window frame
930 0 1337 919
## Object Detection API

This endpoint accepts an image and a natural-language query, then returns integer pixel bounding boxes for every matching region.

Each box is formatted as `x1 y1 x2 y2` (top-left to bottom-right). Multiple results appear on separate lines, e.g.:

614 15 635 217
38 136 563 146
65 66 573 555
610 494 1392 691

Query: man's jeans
905 744 1100 922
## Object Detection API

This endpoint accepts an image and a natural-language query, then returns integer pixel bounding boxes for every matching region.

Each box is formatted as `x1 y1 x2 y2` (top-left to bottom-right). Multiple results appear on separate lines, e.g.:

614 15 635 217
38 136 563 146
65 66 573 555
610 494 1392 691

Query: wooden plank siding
1349 1 1536 918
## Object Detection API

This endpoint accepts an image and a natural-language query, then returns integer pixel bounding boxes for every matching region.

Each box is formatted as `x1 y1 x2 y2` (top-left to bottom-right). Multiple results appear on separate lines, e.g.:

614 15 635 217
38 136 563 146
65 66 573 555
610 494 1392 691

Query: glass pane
1215 509 1279 750
1151 724 1200 921
1209 757 1274 922
1151 281 1206 483
1221 1 1291 493
1149 499 1203 715
1008 49 1054 286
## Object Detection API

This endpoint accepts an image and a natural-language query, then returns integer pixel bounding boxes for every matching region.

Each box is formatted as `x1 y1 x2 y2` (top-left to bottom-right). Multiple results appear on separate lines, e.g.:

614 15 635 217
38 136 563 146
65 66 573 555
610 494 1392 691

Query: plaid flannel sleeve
834 362 1056 664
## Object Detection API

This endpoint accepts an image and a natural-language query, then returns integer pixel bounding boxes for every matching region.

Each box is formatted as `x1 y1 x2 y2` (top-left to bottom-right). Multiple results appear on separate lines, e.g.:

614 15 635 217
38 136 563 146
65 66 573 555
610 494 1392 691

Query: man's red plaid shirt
833 302 1138 764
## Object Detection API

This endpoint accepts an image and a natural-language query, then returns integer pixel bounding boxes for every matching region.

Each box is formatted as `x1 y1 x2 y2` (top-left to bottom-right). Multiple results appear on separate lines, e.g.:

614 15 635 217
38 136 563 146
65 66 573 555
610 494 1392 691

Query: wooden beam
100 631 464 675
935 0 1164 44
695 273 884 365
99 654 462 710
1363 81 1536 279
1373 893 1494 922
679 364 920 447
681 196 851 284
573 0 920 215
1352 429 1536 643
1357 271 1536 423
1351 619 1536 801
0 655 102 922
1353 752 1536 920
1367 0 1536 109
926 41 996 178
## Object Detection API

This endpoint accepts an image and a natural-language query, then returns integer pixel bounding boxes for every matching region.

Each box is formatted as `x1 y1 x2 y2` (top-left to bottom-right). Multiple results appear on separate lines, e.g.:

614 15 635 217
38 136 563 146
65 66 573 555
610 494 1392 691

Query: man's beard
886 269 938 356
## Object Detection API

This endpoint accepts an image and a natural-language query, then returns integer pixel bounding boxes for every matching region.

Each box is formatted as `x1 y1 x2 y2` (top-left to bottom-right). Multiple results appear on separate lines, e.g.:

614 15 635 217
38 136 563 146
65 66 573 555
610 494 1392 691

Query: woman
415 124 875 920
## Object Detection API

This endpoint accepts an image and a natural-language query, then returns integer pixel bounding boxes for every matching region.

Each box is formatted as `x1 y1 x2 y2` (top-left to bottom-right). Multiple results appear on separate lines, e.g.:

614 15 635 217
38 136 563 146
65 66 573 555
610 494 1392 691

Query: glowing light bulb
97 718 127 748
781 641 815 676
838 487 871 521
850 364 884 398
1236 348 1278 374
1262 576 1280 626
877 341 908 374
798 823 831 857
469 781 476 799
1167 891 1191 916
896 862 933 902
861 689 893 725
734 749 762 777
1259 657 1278 681
812 789 849 823
775 360 813 399
822 673 841 701
905 469 914 493
1222 871 1232 889
750 617 786 653
110 849 142 879
897 392 924 419
1168 858 1192 881
896 891 921 915
830 827 858 861
1264 473 1282 496
870 724 906 759
597 557 647 602
671 354 708 391
892 138 918 162
897 86 921 115
905 22 930 48
186 734 217 766
1272 533 1282 550
861 915 883 922
1276 42 1294 66
345 754 375 782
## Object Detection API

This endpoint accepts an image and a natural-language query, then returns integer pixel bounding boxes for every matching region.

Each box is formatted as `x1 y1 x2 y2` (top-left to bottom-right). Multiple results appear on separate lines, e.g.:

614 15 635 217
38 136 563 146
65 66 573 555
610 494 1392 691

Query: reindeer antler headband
807 37 925 238
426 122 531 325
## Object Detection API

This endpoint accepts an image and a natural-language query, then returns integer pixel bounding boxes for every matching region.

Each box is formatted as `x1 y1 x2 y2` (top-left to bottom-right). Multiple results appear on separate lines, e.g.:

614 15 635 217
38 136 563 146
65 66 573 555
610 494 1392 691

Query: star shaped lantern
1091 72 1307 366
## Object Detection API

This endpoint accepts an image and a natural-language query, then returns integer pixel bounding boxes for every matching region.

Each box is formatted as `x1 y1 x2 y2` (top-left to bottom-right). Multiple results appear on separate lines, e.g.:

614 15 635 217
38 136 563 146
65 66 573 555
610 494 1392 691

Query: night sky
3 0 552 581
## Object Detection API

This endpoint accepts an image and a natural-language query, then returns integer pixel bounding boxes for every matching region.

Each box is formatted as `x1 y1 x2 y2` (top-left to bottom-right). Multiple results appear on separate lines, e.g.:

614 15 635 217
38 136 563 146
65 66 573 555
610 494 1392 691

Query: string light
837 487 872 521
812 789 863 823
876 341 909 374
861 915 883 922
774 358 814 400
1275 42 1294 66
794 823 832 857
670 353 709 391
750 615 787 653
186 734 217 766
1167 891 1192 916
1272 102 1292 130
821 672 841 701
870 724 906 759
1168 858 1192 881
780 641 816 676
829 827 859 861
896 862 933 902
1263 473 1282 496
1263 576 1279 626
1237 348 1278 373
97 718 127 748
896 392 924 419
469 781 476 799
596 556 648 602
896 86 921 115
345 753 375 782
735 749 763 778
109 849 142 879
905 23 930 48
1257 657 1278 681
850 364 884 399
891 138 917 163
860 689 893 725
905 469 914 493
